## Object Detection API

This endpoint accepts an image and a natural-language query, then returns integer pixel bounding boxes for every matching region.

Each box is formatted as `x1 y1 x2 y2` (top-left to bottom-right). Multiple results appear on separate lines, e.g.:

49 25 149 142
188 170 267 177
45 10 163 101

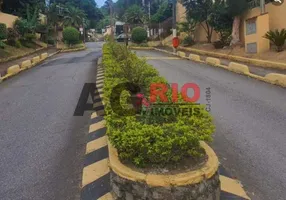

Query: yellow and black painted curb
0 51 60 83
128 46 154 50
169 44 286 70
80 57 113 200
60 45 87 53
80 57 250 200
154 48 286 88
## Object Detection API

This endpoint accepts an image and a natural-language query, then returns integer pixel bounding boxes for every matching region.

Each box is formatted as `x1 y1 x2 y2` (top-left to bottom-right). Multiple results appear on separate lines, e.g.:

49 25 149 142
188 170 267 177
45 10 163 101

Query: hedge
131 27 147 44
63 27 80 45
0 23 7 40
103 42 215 167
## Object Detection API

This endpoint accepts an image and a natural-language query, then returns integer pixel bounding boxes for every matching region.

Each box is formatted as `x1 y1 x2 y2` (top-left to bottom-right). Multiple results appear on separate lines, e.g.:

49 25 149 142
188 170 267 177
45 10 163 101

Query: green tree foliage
264 29 286 52
181 0 215 43
131 27 147 43
124 5 146 24
63 26 80 45
1 0 45 17
209 0 233 47
63 6 86 28
51 0 103 23
14 5 39 36
150 1 172 23
0 23 7 40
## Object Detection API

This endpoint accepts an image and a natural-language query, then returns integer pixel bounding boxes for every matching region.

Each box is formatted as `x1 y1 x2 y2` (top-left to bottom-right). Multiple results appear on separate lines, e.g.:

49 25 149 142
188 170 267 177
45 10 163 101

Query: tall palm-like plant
264 29 286 52
63 6 86 28
124 5 146 24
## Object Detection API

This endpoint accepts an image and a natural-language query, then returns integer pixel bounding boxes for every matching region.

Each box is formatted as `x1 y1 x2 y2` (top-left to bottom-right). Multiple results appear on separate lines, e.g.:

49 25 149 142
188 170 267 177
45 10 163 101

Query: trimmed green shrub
182 36 195 47
24 33 36 42
15 40 22 48
0 23 7 40
131 27 147 44
102 42 215 167
47 37 56 45
63 27 80 46
6 28 19 46
264 29 286 52
0 41 5 49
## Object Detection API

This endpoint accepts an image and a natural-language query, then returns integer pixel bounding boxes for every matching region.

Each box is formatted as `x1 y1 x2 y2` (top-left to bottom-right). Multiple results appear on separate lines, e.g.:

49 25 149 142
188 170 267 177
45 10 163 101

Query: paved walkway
157 46 286 76
0 47 58 76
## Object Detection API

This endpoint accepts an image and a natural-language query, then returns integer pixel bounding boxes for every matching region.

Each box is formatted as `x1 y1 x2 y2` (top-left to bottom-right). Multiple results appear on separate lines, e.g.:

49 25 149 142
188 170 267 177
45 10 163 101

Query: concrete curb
80 58 113 200
109 140 219 187
171 45 286 70
0 50 60 83
128 46 155 50
154 48 286 88
0 47 46 64
60 45 87 53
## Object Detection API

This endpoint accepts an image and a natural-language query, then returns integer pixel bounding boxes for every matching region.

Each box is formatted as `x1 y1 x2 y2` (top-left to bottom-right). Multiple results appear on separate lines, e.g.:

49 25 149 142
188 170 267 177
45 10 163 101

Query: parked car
116 33 130 42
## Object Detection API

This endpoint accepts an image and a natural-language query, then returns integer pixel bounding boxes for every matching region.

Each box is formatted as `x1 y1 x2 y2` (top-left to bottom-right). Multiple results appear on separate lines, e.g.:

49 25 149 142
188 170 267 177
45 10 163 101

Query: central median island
102 41 220 200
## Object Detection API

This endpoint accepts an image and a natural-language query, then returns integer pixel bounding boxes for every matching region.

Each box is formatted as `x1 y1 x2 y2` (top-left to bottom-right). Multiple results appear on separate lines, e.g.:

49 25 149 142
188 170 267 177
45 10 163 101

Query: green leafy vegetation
131 27 147 44
0 23 7 49
264 29 286 52
103 42 215 167
182 36 195 47
63 27 80 46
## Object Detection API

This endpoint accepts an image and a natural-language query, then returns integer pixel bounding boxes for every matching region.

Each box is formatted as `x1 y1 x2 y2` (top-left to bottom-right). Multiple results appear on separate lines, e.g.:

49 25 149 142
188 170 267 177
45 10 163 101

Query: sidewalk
0 47 59 76
157 46 286 77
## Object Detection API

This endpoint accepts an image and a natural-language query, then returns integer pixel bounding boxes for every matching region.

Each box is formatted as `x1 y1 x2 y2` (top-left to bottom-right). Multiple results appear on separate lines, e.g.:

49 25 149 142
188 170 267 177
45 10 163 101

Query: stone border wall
108 141 220 200
111 170 220 200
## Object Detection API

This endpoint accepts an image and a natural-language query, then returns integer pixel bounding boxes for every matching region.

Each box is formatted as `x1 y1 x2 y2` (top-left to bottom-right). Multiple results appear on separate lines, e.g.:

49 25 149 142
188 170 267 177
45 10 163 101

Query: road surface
135 50 286 200
0 42 103 200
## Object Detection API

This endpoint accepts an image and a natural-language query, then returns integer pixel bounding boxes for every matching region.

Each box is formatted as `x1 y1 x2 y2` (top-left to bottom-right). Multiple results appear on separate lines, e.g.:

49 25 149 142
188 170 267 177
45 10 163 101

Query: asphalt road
135 50 286 200
0 42 103 200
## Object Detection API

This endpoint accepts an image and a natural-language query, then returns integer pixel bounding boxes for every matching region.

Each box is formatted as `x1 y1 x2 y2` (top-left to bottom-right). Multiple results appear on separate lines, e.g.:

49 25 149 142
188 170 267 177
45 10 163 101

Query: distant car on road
116 33 130 42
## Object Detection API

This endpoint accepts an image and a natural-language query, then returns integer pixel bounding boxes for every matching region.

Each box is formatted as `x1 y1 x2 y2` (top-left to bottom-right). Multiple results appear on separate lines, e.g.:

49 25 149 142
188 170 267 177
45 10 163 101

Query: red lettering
171 83 178 102
150 83 168 103
181 83 200 102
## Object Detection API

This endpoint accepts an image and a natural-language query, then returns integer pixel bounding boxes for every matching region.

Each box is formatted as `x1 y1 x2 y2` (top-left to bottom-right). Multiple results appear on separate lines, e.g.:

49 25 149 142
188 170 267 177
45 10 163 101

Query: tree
226 0 249 46
182 0 215 43
63 6 86 28
150 1 172 23
1 0 45 17
124 5 146 24
209 0 233 44
14 5 39 36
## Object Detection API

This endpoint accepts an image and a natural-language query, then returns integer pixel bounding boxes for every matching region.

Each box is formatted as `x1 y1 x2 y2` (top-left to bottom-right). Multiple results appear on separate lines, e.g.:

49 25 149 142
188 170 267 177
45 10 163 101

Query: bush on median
131 27 147 44
103 42 215 167
63 27 80 46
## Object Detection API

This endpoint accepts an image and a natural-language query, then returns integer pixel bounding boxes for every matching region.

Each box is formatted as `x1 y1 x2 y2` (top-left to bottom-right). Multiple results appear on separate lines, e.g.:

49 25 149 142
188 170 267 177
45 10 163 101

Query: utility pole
172 0 177 53
260 0 265 14
109 0 114 41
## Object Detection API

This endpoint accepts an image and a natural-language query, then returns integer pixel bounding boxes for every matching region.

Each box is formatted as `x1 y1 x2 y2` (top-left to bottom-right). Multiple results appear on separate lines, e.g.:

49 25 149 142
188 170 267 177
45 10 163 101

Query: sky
95 0 105 7
95 0 117 7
